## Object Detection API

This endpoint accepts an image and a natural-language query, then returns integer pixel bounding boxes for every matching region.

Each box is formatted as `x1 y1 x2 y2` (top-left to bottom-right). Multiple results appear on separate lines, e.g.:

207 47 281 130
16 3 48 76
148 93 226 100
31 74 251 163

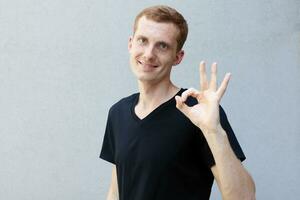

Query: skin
106 16 256 200
175 62 256 200
127 16 184 117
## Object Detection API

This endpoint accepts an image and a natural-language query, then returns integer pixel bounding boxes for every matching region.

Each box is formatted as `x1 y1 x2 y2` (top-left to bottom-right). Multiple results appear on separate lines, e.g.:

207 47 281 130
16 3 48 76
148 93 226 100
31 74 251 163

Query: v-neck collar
131 88 184 124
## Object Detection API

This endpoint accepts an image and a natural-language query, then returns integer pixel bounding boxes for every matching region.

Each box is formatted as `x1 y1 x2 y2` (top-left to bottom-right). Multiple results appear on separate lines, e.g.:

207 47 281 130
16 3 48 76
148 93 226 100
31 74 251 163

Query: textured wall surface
0 0 299 199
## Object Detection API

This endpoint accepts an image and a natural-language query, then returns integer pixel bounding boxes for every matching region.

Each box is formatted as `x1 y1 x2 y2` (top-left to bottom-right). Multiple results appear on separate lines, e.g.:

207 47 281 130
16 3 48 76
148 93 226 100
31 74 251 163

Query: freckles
133 44 143 52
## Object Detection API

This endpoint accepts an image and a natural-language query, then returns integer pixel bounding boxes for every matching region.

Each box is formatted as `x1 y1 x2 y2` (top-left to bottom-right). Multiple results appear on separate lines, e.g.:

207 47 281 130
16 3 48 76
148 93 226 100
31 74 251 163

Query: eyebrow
135 35 147 39
157 41 169 46
135 35 172 46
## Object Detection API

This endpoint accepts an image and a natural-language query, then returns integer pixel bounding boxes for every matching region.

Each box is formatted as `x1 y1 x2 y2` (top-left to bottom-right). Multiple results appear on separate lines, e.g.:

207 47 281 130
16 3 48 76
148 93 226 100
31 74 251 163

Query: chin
131 68 153 80
136 75 156 82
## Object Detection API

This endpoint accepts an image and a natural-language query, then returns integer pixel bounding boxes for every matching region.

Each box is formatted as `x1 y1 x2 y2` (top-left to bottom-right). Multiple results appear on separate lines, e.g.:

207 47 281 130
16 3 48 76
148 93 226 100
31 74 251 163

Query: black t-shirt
100 88 245 200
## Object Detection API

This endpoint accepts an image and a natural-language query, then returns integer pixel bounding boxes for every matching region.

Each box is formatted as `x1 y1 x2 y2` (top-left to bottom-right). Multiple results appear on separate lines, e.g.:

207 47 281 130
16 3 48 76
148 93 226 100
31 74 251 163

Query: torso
108 88 215 200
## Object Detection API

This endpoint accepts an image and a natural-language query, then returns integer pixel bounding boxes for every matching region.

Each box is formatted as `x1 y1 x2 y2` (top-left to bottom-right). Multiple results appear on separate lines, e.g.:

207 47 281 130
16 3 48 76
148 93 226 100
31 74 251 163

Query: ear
128 36 133 52
173 50 184 66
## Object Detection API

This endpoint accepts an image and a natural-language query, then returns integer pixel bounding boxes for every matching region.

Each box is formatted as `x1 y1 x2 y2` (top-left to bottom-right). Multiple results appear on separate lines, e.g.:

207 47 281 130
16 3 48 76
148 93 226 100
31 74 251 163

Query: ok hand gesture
175 61 231 135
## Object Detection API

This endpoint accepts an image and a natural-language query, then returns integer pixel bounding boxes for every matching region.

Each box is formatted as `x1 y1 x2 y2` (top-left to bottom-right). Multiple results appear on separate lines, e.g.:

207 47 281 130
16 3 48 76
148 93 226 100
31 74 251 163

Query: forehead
135 16 179 44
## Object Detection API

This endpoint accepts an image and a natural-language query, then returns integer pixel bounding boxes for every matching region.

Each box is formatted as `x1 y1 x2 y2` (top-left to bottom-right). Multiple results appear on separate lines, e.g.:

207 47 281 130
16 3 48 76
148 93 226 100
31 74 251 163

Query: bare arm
175 61 256 199
106 165 119 200
208 126 256 200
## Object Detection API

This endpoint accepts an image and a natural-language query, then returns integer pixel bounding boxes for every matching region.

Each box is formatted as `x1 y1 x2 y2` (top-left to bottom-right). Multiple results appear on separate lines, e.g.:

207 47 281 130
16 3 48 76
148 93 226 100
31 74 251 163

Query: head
128 5 188 84
133 5 188 52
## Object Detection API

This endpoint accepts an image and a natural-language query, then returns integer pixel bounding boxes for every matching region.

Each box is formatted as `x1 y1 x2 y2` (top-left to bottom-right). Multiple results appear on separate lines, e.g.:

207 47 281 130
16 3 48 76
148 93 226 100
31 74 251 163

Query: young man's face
128 16 184 84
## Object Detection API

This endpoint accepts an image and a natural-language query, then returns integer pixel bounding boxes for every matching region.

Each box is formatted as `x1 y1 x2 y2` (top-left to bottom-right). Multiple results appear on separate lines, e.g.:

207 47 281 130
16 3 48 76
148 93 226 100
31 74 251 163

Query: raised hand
175 61 231 134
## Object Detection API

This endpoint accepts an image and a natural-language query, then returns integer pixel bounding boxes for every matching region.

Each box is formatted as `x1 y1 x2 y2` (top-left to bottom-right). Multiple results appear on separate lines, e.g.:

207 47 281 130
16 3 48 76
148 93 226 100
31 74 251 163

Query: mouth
138 60 159 69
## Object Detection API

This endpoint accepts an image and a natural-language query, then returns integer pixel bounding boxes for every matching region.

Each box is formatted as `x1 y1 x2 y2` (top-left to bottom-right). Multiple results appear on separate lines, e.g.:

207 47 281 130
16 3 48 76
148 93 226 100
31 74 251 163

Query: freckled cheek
159 55 174 65
131 46 144 57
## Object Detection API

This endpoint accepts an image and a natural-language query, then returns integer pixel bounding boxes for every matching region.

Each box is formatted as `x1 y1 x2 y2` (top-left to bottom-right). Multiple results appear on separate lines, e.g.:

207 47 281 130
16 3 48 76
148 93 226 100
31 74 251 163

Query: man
100 5 255 200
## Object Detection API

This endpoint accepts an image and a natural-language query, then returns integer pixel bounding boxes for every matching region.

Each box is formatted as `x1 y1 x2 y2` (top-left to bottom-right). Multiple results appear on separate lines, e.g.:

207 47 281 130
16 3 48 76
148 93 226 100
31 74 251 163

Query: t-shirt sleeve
199 105 246 168
99 111 116 164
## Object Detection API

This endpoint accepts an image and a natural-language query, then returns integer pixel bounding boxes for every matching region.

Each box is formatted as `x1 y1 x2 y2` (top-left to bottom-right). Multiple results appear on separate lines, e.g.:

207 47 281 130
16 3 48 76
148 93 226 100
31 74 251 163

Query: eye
137 37 146 45
158 42 168 50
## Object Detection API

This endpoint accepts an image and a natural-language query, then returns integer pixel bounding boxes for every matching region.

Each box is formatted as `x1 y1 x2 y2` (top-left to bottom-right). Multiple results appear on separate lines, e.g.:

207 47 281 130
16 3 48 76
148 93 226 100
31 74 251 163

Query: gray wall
0 0 299 199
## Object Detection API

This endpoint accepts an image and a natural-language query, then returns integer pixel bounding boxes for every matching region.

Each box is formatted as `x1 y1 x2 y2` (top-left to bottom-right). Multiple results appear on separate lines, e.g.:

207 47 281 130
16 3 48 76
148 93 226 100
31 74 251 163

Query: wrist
201 123 225 136
201 125 230 154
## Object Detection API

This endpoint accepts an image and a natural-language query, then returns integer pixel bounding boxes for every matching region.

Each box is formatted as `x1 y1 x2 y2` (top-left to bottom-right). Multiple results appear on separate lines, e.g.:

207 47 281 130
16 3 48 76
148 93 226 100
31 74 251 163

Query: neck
137 79 180 110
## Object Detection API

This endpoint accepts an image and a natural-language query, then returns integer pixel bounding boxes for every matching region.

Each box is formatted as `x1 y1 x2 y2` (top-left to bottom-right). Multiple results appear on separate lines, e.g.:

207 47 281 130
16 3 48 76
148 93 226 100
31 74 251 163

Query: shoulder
108 93 138 116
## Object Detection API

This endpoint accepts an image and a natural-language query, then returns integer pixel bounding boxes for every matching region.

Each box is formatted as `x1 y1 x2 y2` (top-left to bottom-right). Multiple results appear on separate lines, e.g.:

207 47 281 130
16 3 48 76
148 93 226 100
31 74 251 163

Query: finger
209 62 217 91
216 73 231 100
180 88 200 102
175 96 191 117
199 61 208 91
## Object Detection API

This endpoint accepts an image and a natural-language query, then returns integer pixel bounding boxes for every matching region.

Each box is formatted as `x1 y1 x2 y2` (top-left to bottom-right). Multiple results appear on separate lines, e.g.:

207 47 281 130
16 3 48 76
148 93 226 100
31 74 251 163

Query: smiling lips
138 60 158 71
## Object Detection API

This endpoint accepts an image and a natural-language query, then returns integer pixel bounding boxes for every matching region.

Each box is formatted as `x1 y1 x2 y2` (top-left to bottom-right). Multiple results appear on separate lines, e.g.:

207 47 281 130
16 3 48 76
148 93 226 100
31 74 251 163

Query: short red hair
133 5 188 52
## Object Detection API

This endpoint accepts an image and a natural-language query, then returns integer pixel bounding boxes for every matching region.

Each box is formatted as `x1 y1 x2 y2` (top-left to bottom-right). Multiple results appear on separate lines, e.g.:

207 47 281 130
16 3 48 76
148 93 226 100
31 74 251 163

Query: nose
143 45 156 61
